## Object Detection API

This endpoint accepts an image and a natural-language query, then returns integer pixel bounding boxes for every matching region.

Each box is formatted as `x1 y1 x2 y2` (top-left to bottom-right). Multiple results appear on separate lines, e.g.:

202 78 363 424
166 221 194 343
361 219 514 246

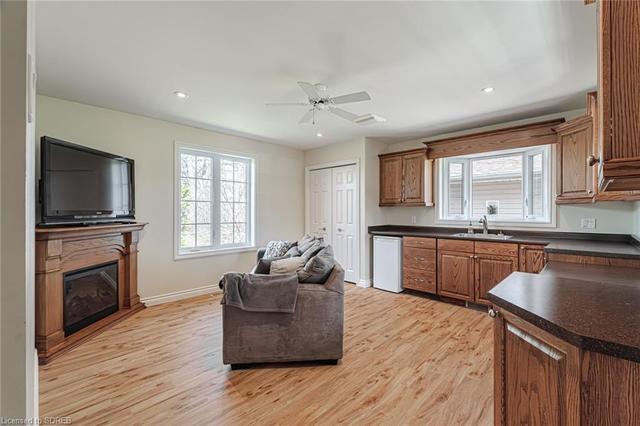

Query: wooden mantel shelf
35 222 147 364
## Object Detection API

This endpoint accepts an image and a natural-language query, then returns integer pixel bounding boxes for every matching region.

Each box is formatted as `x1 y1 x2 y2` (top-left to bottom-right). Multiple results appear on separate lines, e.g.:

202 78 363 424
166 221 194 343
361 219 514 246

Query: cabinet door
437 250 474 301
555 117 595 203
493 310 580 425
519 245 547 273
474 255 517 305
402 152 425 205
379 155 403 205
599 1 640 190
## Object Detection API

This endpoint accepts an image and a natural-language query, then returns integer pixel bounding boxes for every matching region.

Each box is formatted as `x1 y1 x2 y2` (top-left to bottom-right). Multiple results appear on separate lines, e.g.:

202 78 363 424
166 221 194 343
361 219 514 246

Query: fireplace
35 222 146 364
64 262 119 335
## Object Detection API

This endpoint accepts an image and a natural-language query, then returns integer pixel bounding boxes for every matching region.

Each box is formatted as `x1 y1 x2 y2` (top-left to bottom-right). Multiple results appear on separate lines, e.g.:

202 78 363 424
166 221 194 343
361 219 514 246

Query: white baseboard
141 284 221 307
357 279 372 288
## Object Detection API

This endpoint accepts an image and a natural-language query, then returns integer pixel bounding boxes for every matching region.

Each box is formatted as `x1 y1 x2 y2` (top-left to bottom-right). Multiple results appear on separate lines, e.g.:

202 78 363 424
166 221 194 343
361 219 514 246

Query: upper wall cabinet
597 0 640 192
554 114 596 204
379 148 433 207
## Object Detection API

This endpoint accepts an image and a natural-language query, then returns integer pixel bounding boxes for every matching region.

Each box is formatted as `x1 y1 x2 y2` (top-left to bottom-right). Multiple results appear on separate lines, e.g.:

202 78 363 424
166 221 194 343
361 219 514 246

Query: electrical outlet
581 218 596 230
411 215 417 224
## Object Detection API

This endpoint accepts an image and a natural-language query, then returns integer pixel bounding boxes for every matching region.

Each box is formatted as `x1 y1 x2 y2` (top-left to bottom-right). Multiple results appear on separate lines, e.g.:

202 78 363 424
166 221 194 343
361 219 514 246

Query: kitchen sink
451 233 513 240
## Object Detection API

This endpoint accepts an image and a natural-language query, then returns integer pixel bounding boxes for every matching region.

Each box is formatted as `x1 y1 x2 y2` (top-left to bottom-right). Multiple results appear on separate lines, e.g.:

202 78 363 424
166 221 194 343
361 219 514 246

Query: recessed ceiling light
173 90 189 99
316 132 323 137
481 87 494 93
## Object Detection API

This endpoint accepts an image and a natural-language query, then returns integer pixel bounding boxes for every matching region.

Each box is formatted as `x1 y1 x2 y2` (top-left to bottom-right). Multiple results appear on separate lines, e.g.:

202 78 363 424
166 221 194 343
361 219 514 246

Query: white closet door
308 168 332 243
332 165 358 283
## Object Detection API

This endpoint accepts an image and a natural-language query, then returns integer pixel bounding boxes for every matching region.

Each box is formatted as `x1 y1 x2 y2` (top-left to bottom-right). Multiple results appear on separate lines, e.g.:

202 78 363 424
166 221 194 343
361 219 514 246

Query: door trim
305 159 360 284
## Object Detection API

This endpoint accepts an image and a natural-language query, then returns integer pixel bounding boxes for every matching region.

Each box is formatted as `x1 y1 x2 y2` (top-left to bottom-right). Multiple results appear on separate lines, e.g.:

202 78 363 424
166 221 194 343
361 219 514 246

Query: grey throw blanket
219 272 299 313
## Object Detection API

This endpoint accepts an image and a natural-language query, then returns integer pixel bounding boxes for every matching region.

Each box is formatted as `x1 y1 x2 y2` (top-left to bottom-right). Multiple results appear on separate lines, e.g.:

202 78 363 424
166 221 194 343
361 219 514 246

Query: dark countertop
368 225 640 260
488 261 640 362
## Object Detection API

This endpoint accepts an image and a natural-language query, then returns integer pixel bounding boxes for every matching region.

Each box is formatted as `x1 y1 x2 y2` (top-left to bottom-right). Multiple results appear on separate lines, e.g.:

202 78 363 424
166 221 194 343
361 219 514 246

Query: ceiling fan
266 81 385 125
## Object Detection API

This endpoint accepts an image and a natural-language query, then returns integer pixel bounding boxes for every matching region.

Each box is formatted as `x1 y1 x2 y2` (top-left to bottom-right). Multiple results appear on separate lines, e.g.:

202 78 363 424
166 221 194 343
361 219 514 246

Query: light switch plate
581 218 596 229
411 215 417 224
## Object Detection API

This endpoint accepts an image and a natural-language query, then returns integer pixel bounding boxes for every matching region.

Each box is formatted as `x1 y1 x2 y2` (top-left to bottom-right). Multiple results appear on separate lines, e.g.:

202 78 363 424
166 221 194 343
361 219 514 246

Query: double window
439 145 551 224
176 144 254 257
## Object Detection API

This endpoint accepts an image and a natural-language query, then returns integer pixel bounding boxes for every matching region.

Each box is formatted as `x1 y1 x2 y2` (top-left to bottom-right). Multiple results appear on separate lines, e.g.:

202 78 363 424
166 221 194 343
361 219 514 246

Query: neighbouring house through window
439 145 551 224
176 144 255 257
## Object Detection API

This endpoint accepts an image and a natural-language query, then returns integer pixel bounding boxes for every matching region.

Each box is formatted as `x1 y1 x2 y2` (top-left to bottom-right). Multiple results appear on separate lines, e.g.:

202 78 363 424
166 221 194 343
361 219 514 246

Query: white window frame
174 142 255 259
438 145 552 225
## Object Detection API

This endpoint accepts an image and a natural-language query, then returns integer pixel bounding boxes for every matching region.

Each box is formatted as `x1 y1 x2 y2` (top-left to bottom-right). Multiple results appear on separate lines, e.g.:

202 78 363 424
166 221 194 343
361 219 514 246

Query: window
176 145 254 257
439 145 551 224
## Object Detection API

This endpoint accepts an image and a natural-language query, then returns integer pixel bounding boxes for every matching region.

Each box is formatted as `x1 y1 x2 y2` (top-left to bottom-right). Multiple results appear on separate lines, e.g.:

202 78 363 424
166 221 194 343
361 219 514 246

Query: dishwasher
373 236 403 293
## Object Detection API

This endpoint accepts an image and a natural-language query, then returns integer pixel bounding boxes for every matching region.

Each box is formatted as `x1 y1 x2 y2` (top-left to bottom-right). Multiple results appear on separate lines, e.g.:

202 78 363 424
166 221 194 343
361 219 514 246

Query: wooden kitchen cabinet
438 250 475 301
402 237 436 294
379 149 433 207
519 244 547 273
554 116 596 204
474 254 518 305
493 309 581 425
597 0 640 192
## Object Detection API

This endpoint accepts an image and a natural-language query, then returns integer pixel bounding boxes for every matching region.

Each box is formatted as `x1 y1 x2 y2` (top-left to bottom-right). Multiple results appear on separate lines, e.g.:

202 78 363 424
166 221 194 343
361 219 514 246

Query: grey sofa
222 248 345 368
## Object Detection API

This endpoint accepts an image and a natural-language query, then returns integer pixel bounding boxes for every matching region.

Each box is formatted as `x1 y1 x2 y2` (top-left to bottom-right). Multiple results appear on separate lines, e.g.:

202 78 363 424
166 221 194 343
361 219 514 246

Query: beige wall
36 95 305 299
635 202 640 237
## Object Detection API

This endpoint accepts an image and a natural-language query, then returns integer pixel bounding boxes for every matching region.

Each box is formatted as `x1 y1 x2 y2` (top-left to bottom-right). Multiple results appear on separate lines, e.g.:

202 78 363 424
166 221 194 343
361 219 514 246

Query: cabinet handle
587 155 600 167
414 257 425 261
488 309 497 318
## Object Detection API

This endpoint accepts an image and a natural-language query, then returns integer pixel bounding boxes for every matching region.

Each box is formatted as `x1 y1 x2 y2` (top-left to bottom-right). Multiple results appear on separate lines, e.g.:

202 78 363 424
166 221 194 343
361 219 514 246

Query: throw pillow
300 240 325 262
298 245 337 284
284 245 301 257
254 255 287 274
263 240 293 259
270 257 306 274
297 234 316 253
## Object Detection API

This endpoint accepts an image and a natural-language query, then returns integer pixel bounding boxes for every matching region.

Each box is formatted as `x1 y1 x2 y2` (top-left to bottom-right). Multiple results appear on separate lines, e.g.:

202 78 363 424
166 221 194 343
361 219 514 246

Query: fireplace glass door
63 262 119 335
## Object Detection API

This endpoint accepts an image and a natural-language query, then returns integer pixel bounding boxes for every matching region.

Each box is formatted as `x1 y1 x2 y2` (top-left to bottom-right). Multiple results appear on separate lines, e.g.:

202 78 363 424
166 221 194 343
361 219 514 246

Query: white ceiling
36 1 597 150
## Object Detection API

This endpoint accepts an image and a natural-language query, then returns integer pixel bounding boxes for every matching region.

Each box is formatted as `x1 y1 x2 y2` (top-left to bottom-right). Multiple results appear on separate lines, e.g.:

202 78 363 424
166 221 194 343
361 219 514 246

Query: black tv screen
41 136 135 225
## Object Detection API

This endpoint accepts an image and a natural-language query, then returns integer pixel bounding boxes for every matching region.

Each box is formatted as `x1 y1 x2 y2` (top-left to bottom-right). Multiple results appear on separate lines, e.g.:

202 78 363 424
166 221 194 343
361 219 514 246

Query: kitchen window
175 144 255 258
439 145 551 224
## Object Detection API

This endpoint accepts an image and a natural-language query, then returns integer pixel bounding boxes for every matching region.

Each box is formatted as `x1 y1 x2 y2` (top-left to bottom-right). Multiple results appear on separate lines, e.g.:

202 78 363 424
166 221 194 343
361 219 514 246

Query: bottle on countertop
467 221 474 234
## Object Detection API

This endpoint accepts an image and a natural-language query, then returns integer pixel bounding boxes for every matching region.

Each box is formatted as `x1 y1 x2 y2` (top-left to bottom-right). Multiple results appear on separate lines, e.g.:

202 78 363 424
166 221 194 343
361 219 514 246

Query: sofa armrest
323 264 345 294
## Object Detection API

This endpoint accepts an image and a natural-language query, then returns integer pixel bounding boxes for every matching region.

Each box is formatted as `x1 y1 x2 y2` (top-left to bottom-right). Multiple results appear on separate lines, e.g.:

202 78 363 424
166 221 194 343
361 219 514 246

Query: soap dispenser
467 221 474 234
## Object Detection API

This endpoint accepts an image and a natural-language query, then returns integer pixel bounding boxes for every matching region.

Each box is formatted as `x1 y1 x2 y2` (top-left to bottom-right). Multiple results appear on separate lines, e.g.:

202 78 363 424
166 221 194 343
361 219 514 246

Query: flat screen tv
40 136 135 226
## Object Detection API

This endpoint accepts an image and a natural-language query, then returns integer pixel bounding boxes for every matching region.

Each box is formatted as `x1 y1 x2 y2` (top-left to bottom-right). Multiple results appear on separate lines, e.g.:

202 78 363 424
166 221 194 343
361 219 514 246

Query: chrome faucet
479 215 489 234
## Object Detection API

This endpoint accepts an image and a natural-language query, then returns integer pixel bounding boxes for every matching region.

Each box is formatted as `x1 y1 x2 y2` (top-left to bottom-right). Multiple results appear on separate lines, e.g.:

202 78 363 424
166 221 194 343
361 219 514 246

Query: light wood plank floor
40 285 493 425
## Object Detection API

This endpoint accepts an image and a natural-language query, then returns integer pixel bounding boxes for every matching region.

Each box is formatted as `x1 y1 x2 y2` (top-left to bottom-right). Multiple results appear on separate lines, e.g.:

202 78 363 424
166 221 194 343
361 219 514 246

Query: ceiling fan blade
297 81 321 100
298 109 314 124
265 102 308 107
330 91 371 105
329 107 358 122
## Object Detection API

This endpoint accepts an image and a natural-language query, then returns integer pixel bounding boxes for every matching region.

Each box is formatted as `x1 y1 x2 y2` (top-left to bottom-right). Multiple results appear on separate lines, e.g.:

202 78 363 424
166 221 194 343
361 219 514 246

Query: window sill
175 246 257 261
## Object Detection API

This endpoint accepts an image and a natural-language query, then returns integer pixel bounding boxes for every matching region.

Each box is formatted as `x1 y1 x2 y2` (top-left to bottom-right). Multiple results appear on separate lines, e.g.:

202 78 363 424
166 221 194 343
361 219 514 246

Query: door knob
338 228 343 232
320 227 326 231
587 155 600 167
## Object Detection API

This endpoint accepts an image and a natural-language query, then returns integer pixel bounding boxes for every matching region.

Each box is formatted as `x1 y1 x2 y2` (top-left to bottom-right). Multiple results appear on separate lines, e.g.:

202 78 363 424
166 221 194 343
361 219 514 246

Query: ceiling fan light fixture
481 87 494 93
354 113 386 125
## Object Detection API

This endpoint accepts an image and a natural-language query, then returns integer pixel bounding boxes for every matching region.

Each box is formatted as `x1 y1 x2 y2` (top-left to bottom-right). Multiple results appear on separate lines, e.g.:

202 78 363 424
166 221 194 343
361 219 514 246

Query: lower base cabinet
437 250 475 301
475 255 518 304
494 308 640 425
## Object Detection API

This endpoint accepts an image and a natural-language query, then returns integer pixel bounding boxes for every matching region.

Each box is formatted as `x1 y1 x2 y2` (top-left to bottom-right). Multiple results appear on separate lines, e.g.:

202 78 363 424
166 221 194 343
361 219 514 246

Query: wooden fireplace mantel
35 222 147 364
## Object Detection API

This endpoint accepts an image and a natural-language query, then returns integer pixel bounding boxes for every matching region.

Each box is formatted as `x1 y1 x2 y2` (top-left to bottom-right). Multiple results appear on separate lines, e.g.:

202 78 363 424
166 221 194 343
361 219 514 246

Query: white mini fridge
373 236 403 293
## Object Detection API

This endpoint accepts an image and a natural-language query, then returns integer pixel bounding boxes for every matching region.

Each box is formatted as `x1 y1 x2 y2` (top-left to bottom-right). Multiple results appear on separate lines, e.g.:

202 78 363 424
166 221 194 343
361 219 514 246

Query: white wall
36 95 305 299
635 202 640 238
1 0 37 418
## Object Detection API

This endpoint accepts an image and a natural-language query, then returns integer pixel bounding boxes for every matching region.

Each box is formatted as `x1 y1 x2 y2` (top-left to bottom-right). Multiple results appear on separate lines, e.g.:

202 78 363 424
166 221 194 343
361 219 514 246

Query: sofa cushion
298 245 337 284
263 240 294 259
284 245 301 257
270 257 306 274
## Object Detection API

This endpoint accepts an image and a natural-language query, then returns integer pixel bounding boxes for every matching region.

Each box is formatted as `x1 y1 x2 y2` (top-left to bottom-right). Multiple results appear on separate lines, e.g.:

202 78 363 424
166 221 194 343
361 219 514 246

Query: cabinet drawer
403 268 436 293
475 241 518 257
403 247 436 271
437 239 474 253
403 236 436 249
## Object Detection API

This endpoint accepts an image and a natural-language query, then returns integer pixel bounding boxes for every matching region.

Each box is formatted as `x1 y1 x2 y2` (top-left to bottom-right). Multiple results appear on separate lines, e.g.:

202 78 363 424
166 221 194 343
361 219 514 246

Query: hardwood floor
40 285 493 425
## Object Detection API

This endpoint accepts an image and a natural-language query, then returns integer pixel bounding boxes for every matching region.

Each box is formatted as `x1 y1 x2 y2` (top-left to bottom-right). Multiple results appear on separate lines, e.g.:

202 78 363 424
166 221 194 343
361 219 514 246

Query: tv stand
35 222 147 364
